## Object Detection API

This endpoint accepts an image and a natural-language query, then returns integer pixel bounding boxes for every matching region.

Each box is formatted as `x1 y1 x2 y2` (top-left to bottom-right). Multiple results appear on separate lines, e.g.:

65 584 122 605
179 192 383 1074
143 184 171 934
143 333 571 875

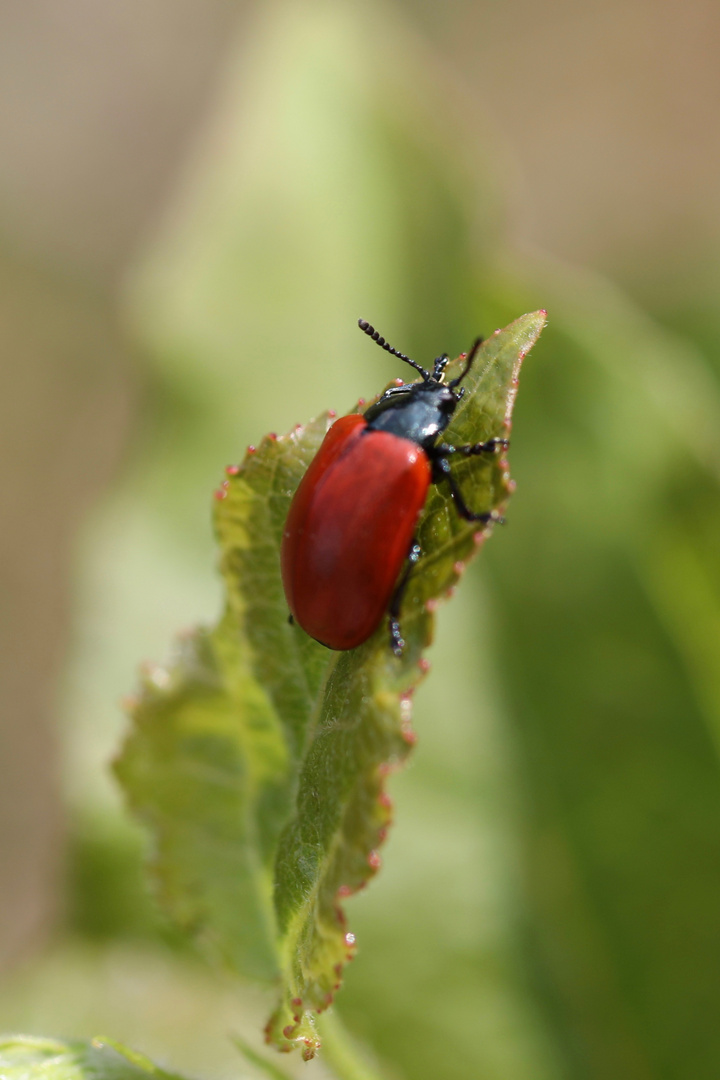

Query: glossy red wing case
281 414 431 650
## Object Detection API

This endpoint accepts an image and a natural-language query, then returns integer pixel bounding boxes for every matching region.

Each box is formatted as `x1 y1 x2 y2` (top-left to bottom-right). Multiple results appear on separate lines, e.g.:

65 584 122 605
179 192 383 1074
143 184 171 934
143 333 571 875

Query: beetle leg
432 456 505 524
435 437 509 456
388 541 422 657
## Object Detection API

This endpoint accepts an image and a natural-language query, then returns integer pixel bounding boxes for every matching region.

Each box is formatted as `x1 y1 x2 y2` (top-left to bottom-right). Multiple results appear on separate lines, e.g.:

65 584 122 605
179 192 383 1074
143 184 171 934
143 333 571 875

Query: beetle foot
475 509 506 526
462 437 509 456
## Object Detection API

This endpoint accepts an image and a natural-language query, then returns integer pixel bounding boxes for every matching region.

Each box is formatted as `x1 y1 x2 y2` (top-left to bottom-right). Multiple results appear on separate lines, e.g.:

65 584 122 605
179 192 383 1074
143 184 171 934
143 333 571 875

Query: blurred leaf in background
0 1036 187 1080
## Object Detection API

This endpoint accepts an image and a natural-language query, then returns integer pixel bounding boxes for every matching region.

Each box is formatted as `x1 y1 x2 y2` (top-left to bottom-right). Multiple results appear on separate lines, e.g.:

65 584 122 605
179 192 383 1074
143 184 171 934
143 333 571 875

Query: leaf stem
317 1012 387 1080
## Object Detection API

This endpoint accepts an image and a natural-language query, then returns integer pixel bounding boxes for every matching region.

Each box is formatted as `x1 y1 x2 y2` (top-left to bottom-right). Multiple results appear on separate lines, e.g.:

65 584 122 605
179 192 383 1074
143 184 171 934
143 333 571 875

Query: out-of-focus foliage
0 1036 185 1080
4 2 720 1080
478 264 720 1079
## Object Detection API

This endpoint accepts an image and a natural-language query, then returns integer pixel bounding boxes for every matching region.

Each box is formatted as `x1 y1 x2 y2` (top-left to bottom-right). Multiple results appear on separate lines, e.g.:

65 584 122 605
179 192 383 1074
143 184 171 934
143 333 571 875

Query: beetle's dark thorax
363 382 457 451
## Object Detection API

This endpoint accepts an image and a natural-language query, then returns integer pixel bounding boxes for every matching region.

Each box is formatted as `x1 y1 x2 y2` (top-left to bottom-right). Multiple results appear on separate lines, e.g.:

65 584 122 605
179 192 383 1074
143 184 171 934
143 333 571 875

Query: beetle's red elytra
281 414 430 650
280 320 507 656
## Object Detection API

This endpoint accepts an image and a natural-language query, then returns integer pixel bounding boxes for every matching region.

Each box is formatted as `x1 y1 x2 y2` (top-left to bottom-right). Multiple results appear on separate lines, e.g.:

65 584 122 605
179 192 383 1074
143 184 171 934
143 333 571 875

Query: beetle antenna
358 319 431 381
448 337 483 388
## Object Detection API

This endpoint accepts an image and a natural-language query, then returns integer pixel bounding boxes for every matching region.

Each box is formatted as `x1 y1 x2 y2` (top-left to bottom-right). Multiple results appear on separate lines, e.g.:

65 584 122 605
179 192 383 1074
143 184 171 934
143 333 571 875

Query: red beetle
281 320 507 655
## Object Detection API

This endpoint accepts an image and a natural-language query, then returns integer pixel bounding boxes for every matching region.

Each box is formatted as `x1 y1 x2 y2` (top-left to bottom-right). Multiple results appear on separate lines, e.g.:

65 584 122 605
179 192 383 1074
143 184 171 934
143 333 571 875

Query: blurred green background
3 2 720 1078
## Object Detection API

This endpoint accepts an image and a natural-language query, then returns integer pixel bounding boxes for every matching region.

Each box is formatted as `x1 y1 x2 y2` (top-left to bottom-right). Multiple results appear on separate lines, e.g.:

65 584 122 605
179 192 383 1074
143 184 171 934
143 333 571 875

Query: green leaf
115 311 545 1056
0 1035 186 1080
477 269 720 1079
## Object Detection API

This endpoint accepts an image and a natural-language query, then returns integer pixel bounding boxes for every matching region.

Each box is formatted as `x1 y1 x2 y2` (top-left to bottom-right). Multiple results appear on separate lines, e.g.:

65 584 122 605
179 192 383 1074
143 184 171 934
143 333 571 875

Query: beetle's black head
357 318 482 393
358 322 484 451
